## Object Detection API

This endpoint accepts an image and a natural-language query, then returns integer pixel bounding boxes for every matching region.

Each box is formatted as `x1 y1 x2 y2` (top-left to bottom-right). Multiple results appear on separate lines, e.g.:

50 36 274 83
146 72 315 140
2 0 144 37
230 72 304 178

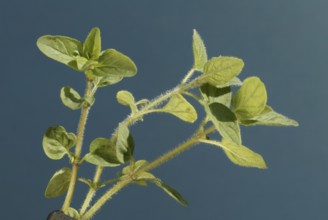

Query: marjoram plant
37 27 298 220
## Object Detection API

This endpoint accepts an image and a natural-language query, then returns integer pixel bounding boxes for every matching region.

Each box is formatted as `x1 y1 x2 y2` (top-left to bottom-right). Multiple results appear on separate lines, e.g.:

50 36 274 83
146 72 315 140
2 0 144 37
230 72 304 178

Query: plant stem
81 179 132 220
81 73 207 217
181 68 195 84
62 81 93 211
82 125 216 218
121 75 204 129
80 166 104 215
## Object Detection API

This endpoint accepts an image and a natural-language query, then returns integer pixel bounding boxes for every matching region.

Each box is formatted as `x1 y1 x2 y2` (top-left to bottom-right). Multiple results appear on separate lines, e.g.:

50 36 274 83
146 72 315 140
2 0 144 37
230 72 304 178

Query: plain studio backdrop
0 0 327 219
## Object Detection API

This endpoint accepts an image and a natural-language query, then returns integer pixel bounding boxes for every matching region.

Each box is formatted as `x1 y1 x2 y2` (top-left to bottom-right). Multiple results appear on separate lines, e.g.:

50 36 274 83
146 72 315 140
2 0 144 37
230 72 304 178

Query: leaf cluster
38 28 298 219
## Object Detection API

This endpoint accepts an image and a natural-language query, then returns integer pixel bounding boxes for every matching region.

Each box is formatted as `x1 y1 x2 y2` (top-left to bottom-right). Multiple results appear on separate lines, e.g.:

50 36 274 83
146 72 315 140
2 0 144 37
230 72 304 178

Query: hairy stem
115 75 205 137
82 125 216 218
82 179 132 220
80 166 104 215
181 68 195 84
62 81 93 211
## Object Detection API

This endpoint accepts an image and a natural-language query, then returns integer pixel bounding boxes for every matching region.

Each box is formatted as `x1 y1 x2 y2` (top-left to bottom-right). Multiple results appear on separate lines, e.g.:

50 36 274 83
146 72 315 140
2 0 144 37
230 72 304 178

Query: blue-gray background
0 0 327 219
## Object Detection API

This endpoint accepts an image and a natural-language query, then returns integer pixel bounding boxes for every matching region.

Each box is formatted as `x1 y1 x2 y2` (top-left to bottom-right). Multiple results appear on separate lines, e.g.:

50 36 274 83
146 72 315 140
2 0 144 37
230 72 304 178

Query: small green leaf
136 172 188 206
136 171 157 181
85 131 134 167
75 56 89 70
84 138 121 167
231 76 267 119
92 49 137 77
155 181 188 206
42 126 76 160
95 75 123 87
203 102 241 145
162 94 198 123
203 56 244 86
134 160 149 172
116 90 137 113
45 167 72 198
240 106 299 126
115 123 132 163
83 27 101 59
121 160 149 176
202 139 267 169
192 29 208 71
222 139 267 169
37 35 83 69
60 86 83 110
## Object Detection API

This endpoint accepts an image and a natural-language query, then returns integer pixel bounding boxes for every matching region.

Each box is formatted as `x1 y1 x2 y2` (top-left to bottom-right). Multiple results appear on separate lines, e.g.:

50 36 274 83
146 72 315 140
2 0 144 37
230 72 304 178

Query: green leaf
206 103 241 144
222 139 267 169
203 56 244 86
209 103 236 122
240 106 299 126
45 167 72 198
37 35 83 70
60 86 83 110
202 139 267 169
136 172 188 206
200 83 232 106
218 77 243 88
95 75 123 87
83 27 101 59
84 138 121 167
192 29 208 71
231 76 267 119
155 181 188 206
162 94 198 123
91 49 137 77
116 123 135 163
116 90 137 113
85 131 134 167
42 126 76 160
121 160 149 176
136 171 157 180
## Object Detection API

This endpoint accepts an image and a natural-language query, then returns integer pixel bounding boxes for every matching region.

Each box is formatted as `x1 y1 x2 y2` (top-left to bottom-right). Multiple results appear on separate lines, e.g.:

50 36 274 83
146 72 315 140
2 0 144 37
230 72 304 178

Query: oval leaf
37 35 83 68
201 139 267 169
231 76 267 119
60 86 83 110
42 126 76 160
162 94 198 123
85 138 121 167
240 106 299 126
84 134 134 167
116 90 137 113
203 103 241 145
83 27 101 59
203 56 244 86
45 167 72 198
92 49 137 77
192 29 208 71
